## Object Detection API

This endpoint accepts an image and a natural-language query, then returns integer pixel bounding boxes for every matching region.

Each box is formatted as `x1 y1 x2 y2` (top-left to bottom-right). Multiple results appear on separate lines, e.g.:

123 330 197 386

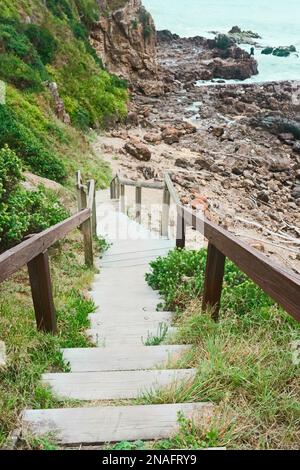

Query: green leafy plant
0 146 68 251
146 248 274 316
110 440 145 451
0 104 66 181
143 322 169 346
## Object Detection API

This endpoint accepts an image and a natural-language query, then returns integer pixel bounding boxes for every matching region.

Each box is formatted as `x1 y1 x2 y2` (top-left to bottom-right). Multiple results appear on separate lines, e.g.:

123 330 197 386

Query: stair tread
62 345 191 372
86 326 178 347
42 369 196 400
22 402 213 445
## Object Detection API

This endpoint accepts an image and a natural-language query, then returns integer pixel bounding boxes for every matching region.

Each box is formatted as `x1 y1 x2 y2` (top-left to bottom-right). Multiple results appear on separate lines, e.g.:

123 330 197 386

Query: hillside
0 0 128 186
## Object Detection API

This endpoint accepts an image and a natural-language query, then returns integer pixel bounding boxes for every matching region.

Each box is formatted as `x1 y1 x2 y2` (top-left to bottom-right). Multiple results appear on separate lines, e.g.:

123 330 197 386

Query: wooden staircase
21 190 213 446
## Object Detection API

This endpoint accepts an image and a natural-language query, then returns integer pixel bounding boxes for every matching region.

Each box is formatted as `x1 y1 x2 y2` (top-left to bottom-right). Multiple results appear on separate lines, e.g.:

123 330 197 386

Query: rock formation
90 0 164 96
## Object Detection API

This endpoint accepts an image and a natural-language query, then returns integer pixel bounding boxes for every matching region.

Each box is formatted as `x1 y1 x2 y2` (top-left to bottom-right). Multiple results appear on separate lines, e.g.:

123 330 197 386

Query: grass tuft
142 249 300 449
0 232 97 448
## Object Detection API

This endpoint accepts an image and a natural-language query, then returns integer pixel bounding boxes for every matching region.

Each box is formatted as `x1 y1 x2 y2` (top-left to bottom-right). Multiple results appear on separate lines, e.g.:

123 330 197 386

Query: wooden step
22 402 213 445
88 312 173 329
42 369 196 400
62 345 191 372
86 326 178 347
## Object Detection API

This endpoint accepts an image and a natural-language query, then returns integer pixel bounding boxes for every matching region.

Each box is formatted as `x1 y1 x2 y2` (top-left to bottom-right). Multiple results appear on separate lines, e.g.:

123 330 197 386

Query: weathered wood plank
202 243 226 320
135 186 142 224
188 209 300 322
85 326 178 347
165 173 180 204
0 209 90 283
117 176 164 190
27 251 56 333
82 217 93 267
42 369 196 400
62 345 191 372
176 206 186 249
161 185 171 237
22 402 214 445
88 312 173 328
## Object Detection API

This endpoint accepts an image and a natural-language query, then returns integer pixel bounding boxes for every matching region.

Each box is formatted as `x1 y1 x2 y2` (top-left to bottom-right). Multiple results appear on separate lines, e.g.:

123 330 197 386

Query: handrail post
161 185 170 237
202 242 226 320
79 186 94 267
28 250 57 334
176 206 186 249
135 186 142 224
88 180 97 238
76 179 86 214
110 178 116 199
120 184 125 213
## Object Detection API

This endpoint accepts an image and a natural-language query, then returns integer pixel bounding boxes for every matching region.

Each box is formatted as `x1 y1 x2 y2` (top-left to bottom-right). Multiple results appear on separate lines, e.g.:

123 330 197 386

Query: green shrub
0 104 66 181
24 24 58 64
0 144 23 199
146 248 274 315
73 0 99 28
0 19 49 90
0 146 68 251
0 53 44 91
45 0 74 20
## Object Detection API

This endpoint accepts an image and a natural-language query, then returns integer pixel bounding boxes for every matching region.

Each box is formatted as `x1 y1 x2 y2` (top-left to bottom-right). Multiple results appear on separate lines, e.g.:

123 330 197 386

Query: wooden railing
110 173 300 323
0 171 96 334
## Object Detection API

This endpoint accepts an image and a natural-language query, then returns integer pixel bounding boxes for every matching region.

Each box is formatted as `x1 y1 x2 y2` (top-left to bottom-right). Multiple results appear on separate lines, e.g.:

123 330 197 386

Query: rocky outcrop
90 0 164 96
48 82 71 125
157 34 258 88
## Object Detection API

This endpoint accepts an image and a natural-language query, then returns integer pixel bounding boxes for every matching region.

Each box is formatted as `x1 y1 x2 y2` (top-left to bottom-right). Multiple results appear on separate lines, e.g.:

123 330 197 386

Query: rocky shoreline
92 3 300 273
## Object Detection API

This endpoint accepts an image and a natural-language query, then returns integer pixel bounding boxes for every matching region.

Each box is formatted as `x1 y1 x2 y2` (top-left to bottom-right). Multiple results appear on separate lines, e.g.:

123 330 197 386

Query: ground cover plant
141 248 300 449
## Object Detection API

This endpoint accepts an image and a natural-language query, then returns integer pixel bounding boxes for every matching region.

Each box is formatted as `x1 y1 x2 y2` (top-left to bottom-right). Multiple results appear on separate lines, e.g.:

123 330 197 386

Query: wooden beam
120 184 125 213
82 217 93 268
202 243 226 320
165 173 180 205
0 209 90 284
176 207 185 249
161 186 170 237
117 177 164 190
135 186 142 224
188 209 300 322
27 251 56 333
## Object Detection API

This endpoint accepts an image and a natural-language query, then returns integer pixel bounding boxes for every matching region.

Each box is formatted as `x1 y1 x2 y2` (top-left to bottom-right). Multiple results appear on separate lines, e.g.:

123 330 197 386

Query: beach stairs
21 190 213 447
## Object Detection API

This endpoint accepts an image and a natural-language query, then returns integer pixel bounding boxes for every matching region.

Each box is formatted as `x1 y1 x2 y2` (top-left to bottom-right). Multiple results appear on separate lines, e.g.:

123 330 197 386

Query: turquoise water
143 0 300 82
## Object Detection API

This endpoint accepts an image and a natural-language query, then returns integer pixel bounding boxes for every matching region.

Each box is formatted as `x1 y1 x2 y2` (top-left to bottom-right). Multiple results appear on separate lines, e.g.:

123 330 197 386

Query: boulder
278 132 295 143
126 111 139 126
269 157 290 172
161 127 181 144
194 156 214 170
209 126 224 137
175 158 189 169
124 138 151 161
144 132 162 144
293 142 300 153
137 165 157 180
292 185 300 199
257 116 300 139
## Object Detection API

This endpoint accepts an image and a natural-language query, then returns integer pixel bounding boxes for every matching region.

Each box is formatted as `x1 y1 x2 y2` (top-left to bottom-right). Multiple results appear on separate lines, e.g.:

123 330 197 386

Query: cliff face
90 0 164 96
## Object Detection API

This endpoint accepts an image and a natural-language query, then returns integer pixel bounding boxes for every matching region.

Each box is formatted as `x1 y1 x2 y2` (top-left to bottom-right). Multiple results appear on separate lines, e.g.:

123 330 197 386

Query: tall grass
142 249 300 449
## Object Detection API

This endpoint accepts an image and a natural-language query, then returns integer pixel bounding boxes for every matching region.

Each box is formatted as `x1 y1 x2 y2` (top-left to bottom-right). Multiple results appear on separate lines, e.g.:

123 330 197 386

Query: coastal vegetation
0 0 127 446
0 231 98 447
0 0 127 185
143 249 300 449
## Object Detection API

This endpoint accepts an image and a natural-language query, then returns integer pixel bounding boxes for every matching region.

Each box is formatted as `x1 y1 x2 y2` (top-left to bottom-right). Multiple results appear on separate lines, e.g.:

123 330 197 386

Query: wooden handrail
110 172 300 322
117 176 165 190
0 171 97 333
0 209 90 283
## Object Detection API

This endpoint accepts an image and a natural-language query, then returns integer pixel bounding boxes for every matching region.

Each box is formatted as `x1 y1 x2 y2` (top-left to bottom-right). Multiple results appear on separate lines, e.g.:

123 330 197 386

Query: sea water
143 0 300 83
